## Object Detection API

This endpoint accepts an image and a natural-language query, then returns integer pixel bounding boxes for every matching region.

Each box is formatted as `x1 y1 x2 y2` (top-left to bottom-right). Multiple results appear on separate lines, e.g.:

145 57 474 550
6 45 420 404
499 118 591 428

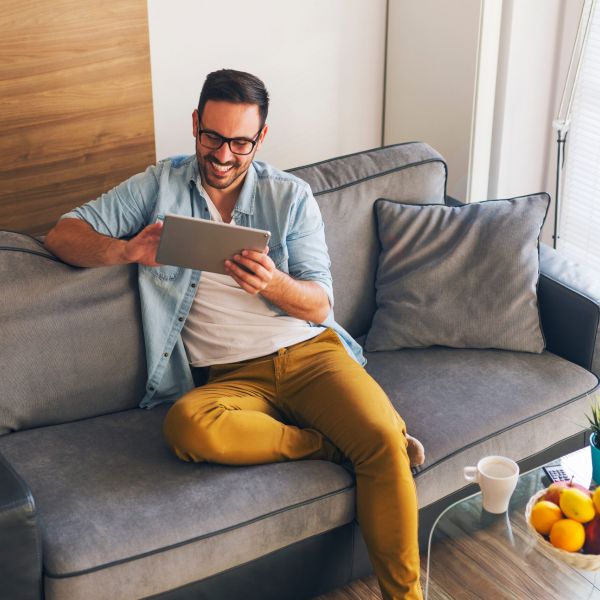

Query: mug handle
464 466 478 483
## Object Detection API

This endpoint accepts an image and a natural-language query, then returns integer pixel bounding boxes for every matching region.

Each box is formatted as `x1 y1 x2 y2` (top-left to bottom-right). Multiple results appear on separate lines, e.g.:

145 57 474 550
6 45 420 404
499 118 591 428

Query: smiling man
44 69 424 600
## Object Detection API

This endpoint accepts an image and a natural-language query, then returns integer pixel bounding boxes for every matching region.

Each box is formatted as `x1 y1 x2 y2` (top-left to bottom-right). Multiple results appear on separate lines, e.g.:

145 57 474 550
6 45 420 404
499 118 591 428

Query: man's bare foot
406 434 425 467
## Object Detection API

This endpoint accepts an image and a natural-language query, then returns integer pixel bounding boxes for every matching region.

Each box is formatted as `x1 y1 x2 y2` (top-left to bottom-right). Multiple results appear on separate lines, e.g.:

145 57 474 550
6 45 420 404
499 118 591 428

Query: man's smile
207 158 236 176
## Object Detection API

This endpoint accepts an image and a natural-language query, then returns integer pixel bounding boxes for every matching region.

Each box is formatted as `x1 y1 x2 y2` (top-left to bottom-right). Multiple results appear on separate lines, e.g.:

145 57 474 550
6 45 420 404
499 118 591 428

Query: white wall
385 0 582 222
147 0 386 170
384 0 483 200
489 0 583 248
147 0 581 228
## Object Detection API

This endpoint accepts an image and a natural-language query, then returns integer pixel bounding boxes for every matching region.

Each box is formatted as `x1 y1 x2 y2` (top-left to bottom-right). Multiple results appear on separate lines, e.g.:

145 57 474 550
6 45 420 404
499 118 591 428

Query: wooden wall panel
0 1 155 236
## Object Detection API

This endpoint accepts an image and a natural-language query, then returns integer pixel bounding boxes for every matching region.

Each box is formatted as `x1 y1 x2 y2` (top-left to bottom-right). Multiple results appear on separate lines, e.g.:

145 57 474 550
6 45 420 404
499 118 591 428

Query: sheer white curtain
559 1 600 271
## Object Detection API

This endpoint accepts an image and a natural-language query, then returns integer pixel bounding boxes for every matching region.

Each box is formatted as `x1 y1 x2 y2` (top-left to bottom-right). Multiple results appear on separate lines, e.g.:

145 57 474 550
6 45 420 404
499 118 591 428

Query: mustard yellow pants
163 328 422 600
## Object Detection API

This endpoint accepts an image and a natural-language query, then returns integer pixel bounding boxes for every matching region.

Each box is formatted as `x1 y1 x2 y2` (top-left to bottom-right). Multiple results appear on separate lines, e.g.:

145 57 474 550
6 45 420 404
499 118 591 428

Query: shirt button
149 386 155 391
164 352 169 358
178 317 184 322
191 283 196 288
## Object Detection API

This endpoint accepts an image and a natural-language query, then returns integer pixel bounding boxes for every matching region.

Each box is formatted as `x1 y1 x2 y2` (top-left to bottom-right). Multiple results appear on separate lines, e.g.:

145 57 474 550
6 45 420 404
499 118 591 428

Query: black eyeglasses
197 127 262 156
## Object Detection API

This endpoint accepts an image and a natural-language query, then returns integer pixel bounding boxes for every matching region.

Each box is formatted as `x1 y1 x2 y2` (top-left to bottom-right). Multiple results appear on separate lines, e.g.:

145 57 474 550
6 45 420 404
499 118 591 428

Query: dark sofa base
146 521 372 600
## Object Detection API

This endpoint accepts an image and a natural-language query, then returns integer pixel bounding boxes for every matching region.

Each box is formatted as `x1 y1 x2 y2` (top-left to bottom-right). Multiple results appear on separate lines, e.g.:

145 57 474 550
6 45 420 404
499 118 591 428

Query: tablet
156 214 271 275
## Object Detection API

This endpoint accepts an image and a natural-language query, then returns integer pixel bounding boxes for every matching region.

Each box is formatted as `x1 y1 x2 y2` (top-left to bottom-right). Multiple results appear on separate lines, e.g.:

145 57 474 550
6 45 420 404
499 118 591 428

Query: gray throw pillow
364 194 550 353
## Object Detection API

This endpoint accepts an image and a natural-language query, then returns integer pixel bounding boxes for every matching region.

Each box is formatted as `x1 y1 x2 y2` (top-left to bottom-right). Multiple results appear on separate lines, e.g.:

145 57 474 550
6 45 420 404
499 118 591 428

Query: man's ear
256 124 268 151
192 109 199 138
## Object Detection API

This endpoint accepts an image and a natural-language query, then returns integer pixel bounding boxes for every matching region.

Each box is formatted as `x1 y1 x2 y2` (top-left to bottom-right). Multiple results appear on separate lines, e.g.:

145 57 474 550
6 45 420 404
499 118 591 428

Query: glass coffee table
424 449 600 600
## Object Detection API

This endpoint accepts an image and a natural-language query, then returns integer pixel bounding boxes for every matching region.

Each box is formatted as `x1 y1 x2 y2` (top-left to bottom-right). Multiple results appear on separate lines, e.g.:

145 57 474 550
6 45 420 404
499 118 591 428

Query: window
559 1 600 272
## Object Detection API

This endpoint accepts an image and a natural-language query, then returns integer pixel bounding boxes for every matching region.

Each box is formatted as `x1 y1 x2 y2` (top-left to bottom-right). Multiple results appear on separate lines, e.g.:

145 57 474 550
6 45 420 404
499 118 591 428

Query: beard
197 152 252 191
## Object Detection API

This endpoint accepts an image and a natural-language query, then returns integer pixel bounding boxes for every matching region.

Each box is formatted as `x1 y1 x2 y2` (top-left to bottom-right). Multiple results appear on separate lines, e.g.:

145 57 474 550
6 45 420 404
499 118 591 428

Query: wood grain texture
312 569 430 600
312 574 383 600
0 0 155 236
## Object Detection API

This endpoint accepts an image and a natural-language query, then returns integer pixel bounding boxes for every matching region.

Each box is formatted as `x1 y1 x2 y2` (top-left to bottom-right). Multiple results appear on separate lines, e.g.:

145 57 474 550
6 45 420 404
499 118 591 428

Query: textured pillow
364 194 550 353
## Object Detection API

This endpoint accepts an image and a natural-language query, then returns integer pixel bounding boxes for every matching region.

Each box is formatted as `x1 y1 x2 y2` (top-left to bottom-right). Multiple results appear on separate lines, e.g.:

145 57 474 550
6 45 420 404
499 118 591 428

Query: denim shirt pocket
268 243 289 273
141 263 182 282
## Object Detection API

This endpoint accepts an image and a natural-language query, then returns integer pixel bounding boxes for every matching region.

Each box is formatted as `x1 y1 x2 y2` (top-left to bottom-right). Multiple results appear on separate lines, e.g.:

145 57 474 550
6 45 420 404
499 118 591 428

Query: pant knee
354 419 408 466
163 398 224 462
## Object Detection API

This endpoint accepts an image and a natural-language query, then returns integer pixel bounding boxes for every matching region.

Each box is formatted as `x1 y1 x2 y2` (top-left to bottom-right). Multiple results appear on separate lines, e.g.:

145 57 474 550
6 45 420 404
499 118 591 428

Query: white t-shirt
182 184 324 367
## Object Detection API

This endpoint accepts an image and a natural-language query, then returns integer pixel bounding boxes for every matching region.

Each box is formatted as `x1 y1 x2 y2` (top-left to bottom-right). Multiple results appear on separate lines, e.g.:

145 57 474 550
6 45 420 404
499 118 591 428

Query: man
45 69 424 600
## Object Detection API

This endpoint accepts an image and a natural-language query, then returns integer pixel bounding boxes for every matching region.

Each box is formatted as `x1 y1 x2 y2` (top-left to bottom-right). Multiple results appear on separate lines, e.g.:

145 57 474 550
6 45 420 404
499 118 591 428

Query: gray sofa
1 142 599 600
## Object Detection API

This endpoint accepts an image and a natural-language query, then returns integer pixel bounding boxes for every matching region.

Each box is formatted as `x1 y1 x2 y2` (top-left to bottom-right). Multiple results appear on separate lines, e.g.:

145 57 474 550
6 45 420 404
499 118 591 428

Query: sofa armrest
0 451 42 600
538 244 600 378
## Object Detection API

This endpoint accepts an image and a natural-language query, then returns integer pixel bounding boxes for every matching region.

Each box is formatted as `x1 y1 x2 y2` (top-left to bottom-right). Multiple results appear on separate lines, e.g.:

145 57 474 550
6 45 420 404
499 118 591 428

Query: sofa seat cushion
0 407 355 600
365 347 598 508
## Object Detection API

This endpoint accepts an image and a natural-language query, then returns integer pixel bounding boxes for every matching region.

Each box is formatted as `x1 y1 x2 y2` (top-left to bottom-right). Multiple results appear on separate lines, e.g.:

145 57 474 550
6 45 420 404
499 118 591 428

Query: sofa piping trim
413 379 599 477
0 246 61 263
0 229 47 246
286 142 447 200
288 140 437 171
308 158 448 200
43 484 356 579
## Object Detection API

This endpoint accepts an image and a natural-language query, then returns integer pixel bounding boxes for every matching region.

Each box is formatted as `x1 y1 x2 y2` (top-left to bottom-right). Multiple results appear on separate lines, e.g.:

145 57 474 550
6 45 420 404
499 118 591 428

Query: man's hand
123 221 164 267
224 247 276 295
225 247 330 323
45 218 163 268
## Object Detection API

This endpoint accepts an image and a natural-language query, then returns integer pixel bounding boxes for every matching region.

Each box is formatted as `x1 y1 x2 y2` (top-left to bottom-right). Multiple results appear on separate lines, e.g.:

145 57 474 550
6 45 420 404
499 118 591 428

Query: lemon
560 488 595 523
549 518 585 552
531 500 563 535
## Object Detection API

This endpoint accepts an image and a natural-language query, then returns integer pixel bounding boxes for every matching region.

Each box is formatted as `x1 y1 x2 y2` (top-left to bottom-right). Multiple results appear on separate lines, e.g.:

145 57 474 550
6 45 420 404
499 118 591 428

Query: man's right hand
45 218 164 269
124 221 164 267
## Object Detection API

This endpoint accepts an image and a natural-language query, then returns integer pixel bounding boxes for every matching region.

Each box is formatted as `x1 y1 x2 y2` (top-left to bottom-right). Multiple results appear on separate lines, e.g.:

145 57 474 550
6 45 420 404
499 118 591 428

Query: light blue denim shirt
62 155 365 408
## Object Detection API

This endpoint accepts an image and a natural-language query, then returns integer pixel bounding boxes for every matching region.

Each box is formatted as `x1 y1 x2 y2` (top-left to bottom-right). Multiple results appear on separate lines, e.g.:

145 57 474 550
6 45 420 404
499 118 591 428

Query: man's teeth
211 163 233 173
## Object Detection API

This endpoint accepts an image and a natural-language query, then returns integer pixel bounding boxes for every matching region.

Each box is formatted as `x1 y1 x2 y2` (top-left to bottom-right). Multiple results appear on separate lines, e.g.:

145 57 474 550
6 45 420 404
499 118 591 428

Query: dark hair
198 69 269 128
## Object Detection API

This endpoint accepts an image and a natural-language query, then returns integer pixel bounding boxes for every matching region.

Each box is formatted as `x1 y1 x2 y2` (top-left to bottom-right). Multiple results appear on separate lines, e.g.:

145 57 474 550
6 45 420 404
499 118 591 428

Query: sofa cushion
290 143 447 338
365 194 549 352
0 407 355 600
0 231 147 434
364 347 598 507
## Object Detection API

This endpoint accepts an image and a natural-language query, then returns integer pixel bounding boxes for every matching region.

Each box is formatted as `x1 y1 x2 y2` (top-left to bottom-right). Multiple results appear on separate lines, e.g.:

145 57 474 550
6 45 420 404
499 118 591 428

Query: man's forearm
44 219 128 267
260 272 330 324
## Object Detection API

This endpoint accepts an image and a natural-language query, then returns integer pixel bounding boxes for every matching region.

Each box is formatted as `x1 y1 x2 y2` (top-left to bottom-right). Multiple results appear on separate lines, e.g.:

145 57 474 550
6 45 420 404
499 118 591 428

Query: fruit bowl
525 488 600 571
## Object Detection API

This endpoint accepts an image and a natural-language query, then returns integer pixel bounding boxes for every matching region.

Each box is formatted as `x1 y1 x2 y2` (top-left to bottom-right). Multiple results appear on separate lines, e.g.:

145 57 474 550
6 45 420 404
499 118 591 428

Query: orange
549 518 586 552
530 501 563 535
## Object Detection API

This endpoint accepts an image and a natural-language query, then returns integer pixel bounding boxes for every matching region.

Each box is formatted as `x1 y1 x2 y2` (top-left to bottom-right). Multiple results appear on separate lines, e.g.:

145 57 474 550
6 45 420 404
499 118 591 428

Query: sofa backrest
290 142 447 337
0 232 146 435
0 143 446 434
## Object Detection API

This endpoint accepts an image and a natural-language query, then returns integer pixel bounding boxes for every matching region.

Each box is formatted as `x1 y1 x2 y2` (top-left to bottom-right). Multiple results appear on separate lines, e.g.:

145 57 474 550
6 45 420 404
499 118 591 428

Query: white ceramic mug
464 456 520 514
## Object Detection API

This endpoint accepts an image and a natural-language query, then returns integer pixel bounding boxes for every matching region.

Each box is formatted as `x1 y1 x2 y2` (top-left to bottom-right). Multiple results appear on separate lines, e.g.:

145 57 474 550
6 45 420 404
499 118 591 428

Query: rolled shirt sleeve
60 165 160 239
286 187 334 309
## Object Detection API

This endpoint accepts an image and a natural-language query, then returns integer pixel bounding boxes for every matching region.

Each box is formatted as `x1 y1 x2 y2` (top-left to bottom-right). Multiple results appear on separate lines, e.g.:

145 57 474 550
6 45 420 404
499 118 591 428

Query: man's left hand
225 248 278 295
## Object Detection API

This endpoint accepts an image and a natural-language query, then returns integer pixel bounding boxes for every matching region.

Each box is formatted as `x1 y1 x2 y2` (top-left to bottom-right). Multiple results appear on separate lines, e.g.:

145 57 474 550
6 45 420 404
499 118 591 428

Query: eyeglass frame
196 126 264 156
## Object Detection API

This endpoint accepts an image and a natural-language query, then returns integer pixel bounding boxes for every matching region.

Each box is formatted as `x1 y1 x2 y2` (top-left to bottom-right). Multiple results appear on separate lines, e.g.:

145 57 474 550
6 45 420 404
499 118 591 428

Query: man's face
193 100 267 193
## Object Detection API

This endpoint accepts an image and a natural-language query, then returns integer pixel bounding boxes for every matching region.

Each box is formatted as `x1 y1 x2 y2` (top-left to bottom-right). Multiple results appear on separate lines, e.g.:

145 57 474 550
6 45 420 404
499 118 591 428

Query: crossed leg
163 357 342 465
163 330 422 600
